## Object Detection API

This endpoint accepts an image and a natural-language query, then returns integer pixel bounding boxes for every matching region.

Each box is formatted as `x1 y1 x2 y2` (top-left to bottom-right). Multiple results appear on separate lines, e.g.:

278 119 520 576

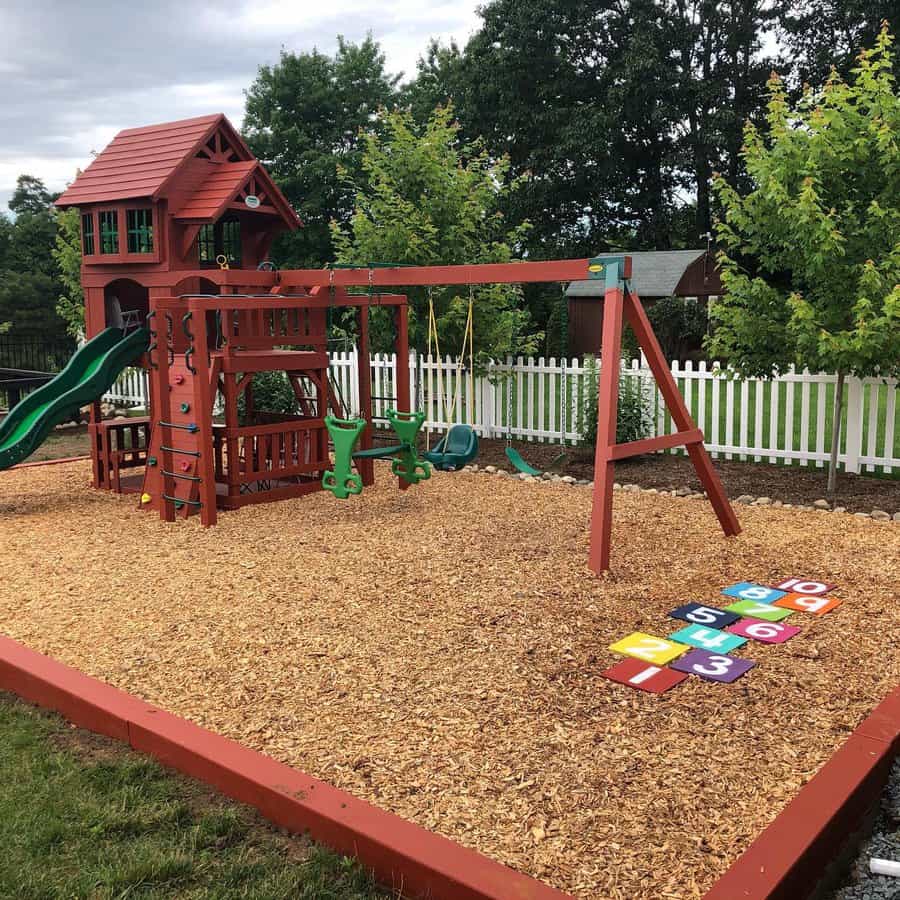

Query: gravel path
831 758 900 900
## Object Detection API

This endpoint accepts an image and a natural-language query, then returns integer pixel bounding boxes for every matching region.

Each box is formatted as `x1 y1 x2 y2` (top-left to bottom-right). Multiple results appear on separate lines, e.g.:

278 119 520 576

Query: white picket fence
103 353 900 475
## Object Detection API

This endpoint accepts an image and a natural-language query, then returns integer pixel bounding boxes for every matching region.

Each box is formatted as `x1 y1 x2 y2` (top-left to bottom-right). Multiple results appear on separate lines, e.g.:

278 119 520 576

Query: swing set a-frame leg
587 265 740 574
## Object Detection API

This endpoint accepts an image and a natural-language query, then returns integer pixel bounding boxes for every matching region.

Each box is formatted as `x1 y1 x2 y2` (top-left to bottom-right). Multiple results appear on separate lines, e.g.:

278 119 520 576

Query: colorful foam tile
727 617 800 644
601 658 688 694
668 603 741 629
723 599 794 622
771 577 836 596
721 581 788 605
774 593 842 616
669 624 748 654
608 632 690 665
671 649 756 683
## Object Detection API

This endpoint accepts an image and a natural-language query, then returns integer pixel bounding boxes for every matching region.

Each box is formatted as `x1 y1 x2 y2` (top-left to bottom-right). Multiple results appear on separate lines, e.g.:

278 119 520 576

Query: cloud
0 0 481 212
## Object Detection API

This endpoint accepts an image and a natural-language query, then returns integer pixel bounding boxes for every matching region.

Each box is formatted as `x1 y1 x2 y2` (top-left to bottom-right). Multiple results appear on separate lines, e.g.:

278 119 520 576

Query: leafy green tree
709 27 900 493
52 208 85 338
776 3 900 85
243 35 400 267
331 105 539 360
8 175 55 216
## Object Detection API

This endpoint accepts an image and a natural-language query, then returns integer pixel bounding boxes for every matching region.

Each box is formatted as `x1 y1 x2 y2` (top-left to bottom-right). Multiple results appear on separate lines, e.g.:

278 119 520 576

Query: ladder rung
160 446 201 457
162 470 201 482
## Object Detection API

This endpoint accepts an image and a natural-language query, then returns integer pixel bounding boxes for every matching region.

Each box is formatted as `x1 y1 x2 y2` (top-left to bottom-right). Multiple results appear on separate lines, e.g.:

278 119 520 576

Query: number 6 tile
727 618 800 643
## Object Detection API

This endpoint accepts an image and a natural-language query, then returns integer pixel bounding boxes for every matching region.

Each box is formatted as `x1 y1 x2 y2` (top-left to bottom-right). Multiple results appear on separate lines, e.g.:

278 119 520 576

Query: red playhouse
0 113 739 571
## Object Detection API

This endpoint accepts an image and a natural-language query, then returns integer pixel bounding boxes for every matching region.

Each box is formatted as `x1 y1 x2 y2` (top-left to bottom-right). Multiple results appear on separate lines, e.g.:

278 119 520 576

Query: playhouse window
81 214 95 256
99 211 119 254
126 208 153 254
197 217 242 267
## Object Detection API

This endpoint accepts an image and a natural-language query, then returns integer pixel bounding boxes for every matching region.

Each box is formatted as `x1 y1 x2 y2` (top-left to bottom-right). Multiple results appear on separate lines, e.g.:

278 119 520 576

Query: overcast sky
0 0 481 213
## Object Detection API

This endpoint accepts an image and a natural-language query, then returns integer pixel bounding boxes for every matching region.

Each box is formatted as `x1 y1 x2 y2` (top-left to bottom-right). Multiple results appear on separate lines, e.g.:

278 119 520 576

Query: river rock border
460 465 900 523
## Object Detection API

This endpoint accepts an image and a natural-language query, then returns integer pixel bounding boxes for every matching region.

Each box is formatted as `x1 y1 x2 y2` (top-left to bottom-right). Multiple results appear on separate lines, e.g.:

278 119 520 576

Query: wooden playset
1 113 741 571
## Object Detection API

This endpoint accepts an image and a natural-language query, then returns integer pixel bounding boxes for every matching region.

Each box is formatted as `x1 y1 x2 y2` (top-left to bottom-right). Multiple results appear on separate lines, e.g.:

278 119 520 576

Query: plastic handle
870 858 900 877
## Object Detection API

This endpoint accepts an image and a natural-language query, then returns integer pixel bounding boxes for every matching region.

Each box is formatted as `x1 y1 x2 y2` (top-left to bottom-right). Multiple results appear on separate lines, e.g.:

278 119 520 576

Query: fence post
843 376 864 474
481 361 494 438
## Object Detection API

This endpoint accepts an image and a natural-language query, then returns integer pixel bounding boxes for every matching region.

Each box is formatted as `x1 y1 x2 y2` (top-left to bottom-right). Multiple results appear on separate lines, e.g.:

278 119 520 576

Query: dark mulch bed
469 437 900 516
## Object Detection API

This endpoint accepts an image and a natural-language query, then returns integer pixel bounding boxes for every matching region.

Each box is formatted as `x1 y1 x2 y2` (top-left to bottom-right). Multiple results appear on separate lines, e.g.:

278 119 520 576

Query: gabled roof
55 114 238 207
566 250 711 298
171 160 300 227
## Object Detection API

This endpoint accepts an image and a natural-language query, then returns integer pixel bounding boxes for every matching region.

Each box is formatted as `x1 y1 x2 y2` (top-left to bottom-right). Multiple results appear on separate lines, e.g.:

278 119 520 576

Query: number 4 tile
608 632 690 665
601 658 689 693
669 624 748 653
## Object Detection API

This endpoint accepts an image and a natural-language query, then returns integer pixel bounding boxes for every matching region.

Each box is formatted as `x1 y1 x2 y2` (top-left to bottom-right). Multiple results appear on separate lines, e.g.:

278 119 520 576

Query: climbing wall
140 357 206 520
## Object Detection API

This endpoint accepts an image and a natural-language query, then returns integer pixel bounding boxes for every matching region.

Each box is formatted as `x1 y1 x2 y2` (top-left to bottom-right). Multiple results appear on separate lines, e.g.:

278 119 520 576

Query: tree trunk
826 370 845 496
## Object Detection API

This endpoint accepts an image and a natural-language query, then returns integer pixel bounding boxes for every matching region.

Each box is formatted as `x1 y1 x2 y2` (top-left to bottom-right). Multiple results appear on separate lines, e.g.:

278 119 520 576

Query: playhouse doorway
104 279 149 330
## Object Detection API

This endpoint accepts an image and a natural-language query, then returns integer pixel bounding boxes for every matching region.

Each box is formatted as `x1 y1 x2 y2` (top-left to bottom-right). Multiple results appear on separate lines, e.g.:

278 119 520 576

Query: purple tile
670 648 756 683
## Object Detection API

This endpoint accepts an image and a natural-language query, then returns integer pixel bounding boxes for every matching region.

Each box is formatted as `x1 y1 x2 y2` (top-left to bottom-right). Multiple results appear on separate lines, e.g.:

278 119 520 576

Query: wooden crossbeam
609 428 704 461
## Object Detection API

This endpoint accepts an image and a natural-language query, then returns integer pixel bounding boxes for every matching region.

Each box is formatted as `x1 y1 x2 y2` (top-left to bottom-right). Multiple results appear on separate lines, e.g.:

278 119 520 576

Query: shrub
580 354 652 447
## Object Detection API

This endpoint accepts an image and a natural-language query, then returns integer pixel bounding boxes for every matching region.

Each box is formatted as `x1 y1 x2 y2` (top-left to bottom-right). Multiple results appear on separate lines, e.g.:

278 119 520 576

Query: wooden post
588 262 625 574
189 301 218 526
356 305 375 486
623 285 740 539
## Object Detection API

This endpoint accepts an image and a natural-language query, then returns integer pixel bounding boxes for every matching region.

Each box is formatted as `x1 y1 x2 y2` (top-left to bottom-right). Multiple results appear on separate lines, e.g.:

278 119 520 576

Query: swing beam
281 255 738 574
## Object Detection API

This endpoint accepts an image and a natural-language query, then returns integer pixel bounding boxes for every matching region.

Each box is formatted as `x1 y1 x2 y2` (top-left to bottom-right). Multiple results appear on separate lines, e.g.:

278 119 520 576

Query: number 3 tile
671 649 756 683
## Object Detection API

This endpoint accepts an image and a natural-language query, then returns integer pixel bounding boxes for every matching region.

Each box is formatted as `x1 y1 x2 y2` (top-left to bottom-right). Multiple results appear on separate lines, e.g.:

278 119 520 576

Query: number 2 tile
671 649 756 683
608 632 689 665
601 658 689 693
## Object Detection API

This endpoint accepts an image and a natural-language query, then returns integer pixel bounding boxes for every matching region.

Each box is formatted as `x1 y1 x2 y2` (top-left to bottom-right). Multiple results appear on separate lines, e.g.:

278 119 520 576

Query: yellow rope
426 289 474 431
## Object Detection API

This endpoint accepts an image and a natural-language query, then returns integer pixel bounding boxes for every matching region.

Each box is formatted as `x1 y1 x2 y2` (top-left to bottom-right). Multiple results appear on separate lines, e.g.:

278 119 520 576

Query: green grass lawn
0 693 386 899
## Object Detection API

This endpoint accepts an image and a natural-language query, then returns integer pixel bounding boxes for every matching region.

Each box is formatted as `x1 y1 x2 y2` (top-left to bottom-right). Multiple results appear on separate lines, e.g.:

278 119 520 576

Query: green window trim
99 210 119 254
81 214 95 256
126 208 154 254
197 217 242 267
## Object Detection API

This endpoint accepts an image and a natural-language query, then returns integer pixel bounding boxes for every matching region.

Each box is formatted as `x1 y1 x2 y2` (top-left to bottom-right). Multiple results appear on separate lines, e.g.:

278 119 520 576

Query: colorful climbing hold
180 402 191 413
147 456 157 466
173 374 184 385
179 461 190 472
140 493 152 504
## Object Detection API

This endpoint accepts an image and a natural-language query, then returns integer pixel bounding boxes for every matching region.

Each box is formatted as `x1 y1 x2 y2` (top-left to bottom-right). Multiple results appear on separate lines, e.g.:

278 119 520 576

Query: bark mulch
471 437 900 515
1 460 899 899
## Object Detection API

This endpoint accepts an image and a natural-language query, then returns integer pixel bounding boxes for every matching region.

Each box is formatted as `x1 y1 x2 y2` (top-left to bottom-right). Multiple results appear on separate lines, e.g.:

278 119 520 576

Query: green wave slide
0 326 150 470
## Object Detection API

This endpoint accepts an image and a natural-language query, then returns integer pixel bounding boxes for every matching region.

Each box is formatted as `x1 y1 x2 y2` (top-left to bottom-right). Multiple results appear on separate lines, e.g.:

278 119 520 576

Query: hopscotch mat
603 577 841 693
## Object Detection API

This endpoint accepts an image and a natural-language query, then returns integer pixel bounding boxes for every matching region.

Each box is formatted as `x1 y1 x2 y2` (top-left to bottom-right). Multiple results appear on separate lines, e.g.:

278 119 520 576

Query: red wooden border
704 685 900 900
0 635 569 900
5 455 92 470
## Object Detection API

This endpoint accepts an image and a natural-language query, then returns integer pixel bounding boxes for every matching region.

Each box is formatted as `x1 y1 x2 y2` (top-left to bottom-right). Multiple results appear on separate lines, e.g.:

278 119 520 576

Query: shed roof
55 114 235 207
566 250 709 298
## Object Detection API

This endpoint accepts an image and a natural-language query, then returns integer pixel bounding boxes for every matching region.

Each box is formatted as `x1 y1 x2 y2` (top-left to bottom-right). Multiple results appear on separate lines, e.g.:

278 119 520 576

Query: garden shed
566 249 721 356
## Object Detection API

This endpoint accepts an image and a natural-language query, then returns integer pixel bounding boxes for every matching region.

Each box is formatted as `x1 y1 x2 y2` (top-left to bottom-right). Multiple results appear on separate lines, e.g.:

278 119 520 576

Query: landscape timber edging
703 684 900 900
0 634 571 900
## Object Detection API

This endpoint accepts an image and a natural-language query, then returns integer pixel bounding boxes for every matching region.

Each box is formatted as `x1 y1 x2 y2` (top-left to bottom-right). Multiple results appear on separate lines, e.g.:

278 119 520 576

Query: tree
9 175 55 217
330 105 539 360
709 27 900 493
53 208 85 338
243 35 400 267
776 2 900 85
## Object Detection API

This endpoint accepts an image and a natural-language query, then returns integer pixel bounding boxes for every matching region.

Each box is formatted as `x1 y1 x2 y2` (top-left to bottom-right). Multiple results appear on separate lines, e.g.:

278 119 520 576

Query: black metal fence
0 336 76 374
